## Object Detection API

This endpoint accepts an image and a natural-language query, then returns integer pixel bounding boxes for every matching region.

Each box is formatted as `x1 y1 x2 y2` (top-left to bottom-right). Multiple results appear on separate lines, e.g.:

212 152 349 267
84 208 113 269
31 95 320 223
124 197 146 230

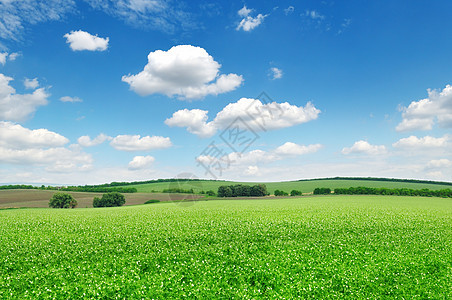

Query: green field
1 195 450 299
125 178 452 194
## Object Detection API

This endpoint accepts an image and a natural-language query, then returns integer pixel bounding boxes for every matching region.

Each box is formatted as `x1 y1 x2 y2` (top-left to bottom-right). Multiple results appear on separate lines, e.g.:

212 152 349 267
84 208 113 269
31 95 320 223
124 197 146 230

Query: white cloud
24 78 39 89
426 159 452 169
164 108 216 138
166 98 320 138
0 122 92 173
244 165 260 175
60 96 82 103
270 67 283 80
64 30 109 51
0 52 19 65
197 142 322 172
0 0 75 41
275 142 323 156
238 5 252 17
0 121 68 149
0 145 92 172
78 133 111 147
284 6 295 15
110 134 172 151
8 52 19 61
237 12 267 32
396 84 452 131
0 73 49 122
305 10 325 20
392 135 450 148
83 0 194 34
342 140 387 155
128 155 155 170
0 52 7 65
122 45 243 100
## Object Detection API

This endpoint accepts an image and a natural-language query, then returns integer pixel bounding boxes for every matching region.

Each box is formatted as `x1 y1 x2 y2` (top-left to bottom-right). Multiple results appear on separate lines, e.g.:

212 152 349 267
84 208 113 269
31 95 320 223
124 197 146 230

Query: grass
124 178 452 194
0 190 203 209
0 195 450 298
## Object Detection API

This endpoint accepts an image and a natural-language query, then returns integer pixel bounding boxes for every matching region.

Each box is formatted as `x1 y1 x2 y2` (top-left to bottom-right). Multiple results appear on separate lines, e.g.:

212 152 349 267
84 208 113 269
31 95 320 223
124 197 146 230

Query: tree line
299 177 452 187
333 187 452 197
217 184 268 197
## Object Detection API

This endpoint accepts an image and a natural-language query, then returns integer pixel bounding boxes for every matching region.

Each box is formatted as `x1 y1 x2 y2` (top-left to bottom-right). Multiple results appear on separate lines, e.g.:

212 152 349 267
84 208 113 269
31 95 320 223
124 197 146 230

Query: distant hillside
116 177 452 194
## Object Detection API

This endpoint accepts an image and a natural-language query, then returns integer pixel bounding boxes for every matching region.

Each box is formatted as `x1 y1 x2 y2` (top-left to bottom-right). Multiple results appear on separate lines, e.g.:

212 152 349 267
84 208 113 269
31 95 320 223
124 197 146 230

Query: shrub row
334 187 452 197
217 184 268 197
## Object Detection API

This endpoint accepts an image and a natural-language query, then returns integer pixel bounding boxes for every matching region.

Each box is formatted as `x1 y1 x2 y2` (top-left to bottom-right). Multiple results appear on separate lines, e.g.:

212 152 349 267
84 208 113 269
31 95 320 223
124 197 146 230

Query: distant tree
49 192 77 209
93 192 126 207
313 188 331 195
274 189 288 196
206 190 216 196
290 190 302 196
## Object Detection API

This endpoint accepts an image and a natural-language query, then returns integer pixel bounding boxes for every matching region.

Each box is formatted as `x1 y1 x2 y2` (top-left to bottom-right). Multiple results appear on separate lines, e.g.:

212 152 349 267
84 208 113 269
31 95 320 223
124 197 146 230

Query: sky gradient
0 0 451 185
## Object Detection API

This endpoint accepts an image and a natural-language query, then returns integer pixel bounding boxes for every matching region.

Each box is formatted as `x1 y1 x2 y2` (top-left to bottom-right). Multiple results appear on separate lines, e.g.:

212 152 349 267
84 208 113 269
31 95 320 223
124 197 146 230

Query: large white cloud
392 135 450 149
128 155 155 170
342 140 387 155
110 134 172 151
166 98 320 137
64 30 109 51
0 122 92 173
78 133 111 147
396 85 452 131
0 74 49 122
236 6 267 32
122 45 243 99
0 121 68 149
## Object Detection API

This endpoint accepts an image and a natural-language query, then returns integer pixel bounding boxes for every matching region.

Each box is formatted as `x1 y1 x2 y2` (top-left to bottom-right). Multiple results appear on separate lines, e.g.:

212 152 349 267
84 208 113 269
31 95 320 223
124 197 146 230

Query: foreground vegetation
0 195 450 298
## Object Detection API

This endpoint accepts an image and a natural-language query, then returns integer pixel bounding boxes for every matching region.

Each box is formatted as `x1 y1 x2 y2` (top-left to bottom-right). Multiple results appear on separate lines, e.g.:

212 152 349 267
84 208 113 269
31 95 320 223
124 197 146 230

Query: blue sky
0 0 451 185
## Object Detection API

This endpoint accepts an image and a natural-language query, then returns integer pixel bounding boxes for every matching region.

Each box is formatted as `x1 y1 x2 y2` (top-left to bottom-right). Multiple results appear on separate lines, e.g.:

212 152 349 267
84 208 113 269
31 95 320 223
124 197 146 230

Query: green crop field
125 178 452 194
1 195 450 299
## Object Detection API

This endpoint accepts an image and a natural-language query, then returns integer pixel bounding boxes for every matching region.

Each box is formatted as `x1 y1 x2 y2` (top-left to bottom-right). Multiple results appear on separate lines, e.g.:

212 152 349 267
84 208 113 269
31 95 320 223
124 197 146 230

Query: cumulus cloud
122 45 243 100
342 140 387 155
196 142 322 171
426 159 452 169
64 30 109 51
396 85 452 131
24 78 39 89
0 122 92 172
0 73 49 122
167 98 320 138
0 52 20 65
164 108 216 138
392 135 450 148
244 165 260 175
0 121 68 149
275 142 323 156
60 96 82 103
236 6 267 32
110 134 172 151
270 67 283 80
128 155 155 170
78 133 111 147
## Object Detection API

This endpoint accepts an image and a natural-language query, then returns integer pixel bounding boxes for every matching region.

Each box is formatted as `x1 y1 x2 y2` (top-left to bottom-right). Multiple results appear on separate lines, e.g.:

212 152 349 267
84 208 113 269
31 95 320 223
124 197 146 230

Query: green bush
274 190 288 196
206 190 216 196
144 199 160 204
290 190 302 196
93 192 126 207
49 192 77 209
